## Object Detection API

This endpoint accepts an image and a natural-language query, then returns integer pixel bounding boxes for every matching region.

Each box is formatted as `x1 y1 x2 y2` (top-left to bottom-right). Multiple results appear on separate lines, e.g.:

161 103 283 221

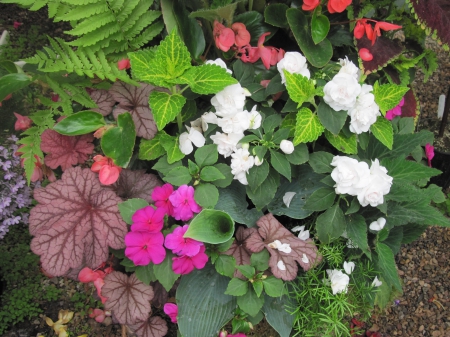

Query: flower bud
280 140 294 154
241 142 249 150
254 156 264 166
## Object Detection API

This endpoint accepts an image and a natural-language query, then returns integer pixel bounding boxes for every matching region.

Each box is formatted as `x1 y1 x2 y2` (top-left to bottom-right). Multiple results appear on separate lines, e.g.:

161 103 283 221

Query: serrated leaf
194 144 218 167
159 132 185 164
315 203 346 243
236 265 256 279
325 130 358 154
152 155 182 176
150 91 186 130
345 214 370 257
294 108 324 145
200 166 226 182
237 288 265 316
284 71 315 106
225 278 249 296
153 251 180 291
303 187 335 211
139 136 166 161
370 116 394 150
270 150 291 181
118 198 149 225
373 83 409 115
181 64 237 94
262 276 284 297
214 255 236 278
264 3 289 28
250 250 270 271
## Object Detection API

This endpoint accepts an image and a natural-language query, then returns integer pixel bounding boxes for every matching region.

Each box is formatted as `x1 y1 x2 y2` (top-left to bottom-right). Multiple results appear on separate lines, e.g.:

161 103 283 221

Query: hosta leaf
150 91 186 130
293 108 324 145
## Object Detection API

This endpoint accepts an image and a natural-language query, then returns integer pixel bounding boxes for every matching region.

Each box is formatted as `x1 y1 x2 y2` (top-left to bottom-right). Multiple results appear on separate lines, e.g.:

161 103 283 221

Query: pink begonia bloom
125 231 166 265
385 97 404 120
13 21 22 29
91 155 122 185
131 206 165 233
163 303 178 323
425 143 434 168
89 308 106 323
165 225 203 257
152 183 175 216
169 185 202 221
13 112 32 131
172 245 208 275
93 277 108 303
78 267 108 303
117 58 131 70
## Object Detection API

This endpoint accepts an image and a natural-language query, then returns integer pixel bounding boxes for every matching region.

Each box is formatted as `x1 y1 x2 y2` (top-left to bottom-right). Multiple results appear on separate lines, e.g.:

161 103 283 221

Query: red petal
359 48 374 61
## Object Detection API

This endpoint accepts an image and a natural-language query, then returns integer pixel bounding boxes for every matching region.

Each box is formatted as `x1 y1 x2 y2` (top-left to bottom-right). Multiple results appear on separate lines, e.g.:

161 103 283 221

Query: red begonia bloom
213 21 235 52
13 21 22 29
372 21 402 45
152 183 175 216
125 231 166 265
78 267 108 303
13 112 32 131
131 206 165 233
359 48 373 61
354 19 401 45
327 0 352 13
163 303 178 323
165 225 203 257
91 155 122 185
172 245 208 275
88 308 106 323
117 59 131 70
231 22 251 47
169 185 202 221
425 143 435 168
302 0 320 11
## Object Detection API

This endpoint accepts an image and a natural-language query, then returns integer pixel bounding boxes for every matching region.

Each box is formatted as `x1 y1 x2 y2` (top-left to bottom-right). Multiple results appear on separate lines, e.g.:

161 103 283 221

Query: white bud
241 142 249 150
254 156 264 166
280 140 294 154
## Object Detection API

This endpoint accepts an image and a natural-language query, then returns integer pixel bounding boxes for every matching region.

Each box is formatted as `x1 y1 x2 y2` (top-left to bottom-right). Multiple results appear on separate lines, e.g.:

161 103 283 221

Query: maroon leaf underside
150 281 168 309
109 81 158 139
409 0 450 46
40 129 95 171
128 316 168 337
245 213 321 281
103 271 154 325
106 169 163 203
383 67 419 118
29 167 127 276
90 89 116 116
224 226 257 279
357 35 403 75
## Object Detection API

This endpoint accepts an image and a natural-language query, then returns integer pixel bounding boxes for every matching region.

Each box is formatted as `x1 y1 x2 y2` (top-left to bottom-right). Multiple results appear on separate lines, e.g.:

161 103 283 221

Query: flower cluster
91 154 122 185
0 136 33 239
354 19 402 45
331 156 393 207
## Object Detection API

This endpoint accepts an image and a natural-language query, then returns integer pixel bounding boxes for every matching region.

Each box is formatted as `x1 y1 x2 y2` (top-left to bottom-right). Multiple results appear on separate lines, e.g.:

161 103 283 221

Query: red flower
91 155 122 185
327 0 352 13
302 0 320 11
0 93 12 107
231 22 250 47
213 21 235 52
117 58 131 70
13 21 22 29
359 48 373 61
354 19 401 45
240 33 284 70
13 112 32 131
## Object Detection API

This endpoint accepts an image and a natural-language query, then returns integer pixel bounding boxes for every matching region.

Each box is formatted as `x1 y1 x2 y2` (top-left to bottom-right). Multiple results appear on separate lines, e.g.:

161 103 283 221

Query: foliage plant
1 0 450 336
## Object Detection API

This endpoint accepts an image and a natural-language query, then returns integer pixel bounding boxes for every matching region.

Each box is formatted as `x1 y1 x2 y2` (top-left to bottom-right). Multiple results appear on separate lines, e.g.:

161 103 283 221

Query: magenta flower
165 225 203 257
169 185 202 221
125 231 166 265
385 97 404 120
131 206 165 233
13 21 22 29
172 245 208 275
152 183 175 216
425 143 435 167
163 303 178 323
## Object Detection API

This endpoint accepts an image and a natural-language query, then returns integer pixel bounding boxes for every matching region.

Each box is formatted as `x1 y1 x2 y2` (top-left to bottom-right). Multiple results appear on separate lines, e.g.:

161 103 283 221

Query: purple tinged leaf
356 36 403 75
224 226 257 279
128 316 168 337
89 89 115 116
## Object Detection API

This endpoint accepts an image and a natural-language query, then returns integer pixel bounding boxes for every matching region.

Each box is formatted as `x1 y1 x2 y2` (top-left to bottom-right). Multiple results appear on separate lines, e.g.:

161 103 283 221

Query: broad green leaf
270 150 291 181
129 49 169 86
195 144 219 167
153 251 180 291
383 226 403 255
285 144 309 165
185 209 234 244
189 2 238 23
370 116 394 150
316 203 346 243
233 60 255 87
225 278 249 296
135 264 156 285
214 255 236 278
373 82 409 114
139 134 166 161
272 128 291 145
181 65 237 94
317 101 347 135
381 157 441 183
263 114 282 134
345 214 370 257
194 183 219 208
159 132 185 164
247 160 270 192
311 13 330 44
262 294 294 337
200 166 226 182
294 108 324 145
164 166 192 186
118 198 149 225
284 71 315 106
325 130 358 154
0 73 31 101
212 163 233 188
262 276 284 297
246 169 279 210
53 111 105 136
253 280 264 297
101 112 136 167
387 200 450 227
237 288 265 317
375 242 402 291
264 3 289 28
188 159 200 176
398 117 415 134
150 91 186 130
152 155 182 176
308 151 334 173
303 187 335 211
250 250 269 271
234 11 278 46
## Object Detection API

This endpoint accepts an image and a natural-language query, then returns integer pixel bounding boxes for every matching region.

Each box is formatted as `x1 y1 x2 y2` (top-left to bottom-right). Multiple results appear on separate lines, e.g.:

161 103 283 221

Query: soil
1 3 450 337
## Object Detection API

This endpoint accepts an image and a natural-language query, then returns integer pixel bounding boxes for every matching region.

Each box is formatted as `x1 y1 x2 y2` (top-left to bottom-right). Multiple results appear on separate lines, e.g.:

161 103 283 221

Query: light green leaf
181 64 237 94
237 288 265 317
316 203 346 243
195 144 219 167
225 278 249 296
250 250 270 271
317 101 347 135
370 116 394 150
214 255 236 278
253 280 264 297
200 166 226 182
152 155 182 176
294 108 324 145
159 132 185 164
0 73 31 101
153 251 180 291
150 91 186 130
139 135 166 161
324 129 358 154
212 163 233 188
185 209 235 244
262 276 284 297
373 82 409 115
270 150 291 181
53 111 105 136
284 71 315 106
118 198 149 225
194 183 219 208
164 166 192 186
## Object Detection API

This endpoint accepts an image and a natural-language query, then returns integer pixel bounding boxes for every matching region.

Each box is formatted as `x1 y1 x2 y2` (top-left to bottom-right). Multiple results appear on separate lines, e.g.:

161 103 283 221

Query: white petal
298 230 310 241
301 254 309 264
291 225 304 232
277 260 286 271
179 133 193 155
372 276 382 287
283 192 296 208
188 128 206 148
278 243 292 254
343 261 355 275
268 240 281 249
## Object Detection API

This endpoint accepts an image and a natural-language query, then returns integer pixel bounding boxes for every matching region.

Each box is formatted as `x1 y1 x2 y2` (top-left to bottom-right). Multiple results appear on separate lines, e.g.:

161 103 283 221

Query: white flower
211 83 250 117
205 58 232 75
323 73 362 112
277 260 286 271
247 105 262 129
301 254 309 264
369 217 386 231
254 156 264 166
210 132 244 157
268 240 292 253
280 140 295 154
217 111 250 134
343 261 355 275
348 84 381 134
338 57 360 80
200 112 219 131
357 159 393 207
372 276 383 287
178 127 206 155
283 192 296 208
230 148 255 185
330 156 371 195
326 269 350 295
277 51 310 84
291 225 310 241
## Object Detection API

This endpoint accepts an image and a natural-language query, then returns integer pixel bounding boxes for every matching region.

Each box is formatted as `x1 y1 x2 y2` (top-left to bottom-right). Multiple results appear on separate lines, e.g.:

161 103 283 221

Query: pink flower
78 267 108 303
359 48 373 61
165 225 203 257
13 21 22 29
425 143 434 168
163 303 178 323
94 277 108 303
0 93 12 107
152 183 175 216
231 23 251 48
89 308 106 323
239 33 285 70
51 94 59 102
172 245 208 275
125 231 166 265
302 0 320 11
385 97 404 120
13 112 32 131
91 155 122 185
169 185 202 221
117 59 131 70
213 21 235 52
131 206 165 233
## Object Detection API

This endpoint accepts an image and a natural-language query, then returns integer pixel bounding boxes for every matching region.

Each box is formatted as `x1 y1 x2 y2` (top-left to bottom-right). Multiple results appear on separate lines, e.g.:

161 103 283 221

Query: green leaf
139 136 166 161
317 101 347 135
246 169 279 210
263 114 282 134
181 65 237 94
262 276 284 297
233 60 255 87
195 144 219 168
152 155 182 176
308 151 334 173
373 83 409 115
325 130 358 154
345 214 370 257
272 128 291 145
53 111 105 136
236 265 256 279
375 242 402 291
316 203 346 243
252 280 264 297
135 264 156 285
370 116 394 150
383 226 403 255
387 200 450 227
212 163 234 188
285 144 309 165
214 255 236 278
101 112 136 167
381 157 441 183
294 108 324 145
225 278 249 296
188 159 200 176
286 8 332 67
153 251 180 291
311 13 330 44
200 166 226 182
264 3 289 28
159 132 185 164
185 209 234 244
270 150 291 181
194 183 219 208
0 73 31 101
303 187 335 211
164 166 192 186
129 49 170 86
150 91 186 130
398 117 415 134
284 72 315 106
250 250 270 271
189 2 238 23
237 288 265 317
262 294 294 337
118 198 149 225
247 160 269 192
234 11 278 46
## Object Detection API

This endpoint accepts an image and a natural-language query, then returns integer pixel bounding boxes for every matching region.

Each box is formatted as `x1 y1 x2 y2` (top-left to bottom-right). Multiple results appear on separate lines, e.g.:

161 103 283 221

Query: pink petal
172 255 195 275
163 303 178 323
99 165 121 185
191 246 208 269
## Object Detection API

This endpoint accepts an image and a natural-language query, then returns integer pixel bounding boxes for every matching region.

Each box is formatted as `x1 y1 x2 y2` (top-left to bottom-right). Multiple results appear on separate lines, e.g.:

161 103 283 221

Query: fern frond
62 2 108 21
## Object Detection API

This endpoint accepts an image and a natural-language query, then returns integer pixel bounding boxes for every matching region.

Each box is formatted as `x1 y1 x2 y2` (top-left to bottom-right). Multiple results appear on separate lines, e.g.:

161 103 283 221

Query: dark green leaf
303 187 335 211
264 3 289 28
246 169 279 210
270 150 291 181
247 160 270 192
0 73 31 101
237 288 265 317
345 214 370 257
250 250 269 271
225 278 249 296
194 183 219 208
153 251 180 291
317 101 347 135
375 242 402 291
164 166 192 186
308 151 334 173
316 203 346 243
212 163 234 188
195 144 219 167
135 264 156 285
262 276 284 297
200 166 226 182
285 144 309 165
311 13 330 44
53 111 105 136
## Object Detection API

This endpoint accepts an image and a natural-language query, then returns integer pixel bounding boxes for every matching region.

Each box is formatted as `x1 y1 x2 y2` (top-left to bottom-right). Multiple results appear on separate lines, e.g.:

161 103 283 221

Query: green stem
249 0 253 11
177 112 183 133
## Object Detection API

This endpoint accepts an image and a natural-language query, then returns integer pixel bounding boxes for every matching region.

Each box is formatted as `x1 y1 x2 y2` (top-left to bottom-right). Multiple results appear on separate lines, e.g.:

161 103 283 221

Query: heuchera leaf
224 226 258 279
245 213 321 281
89 89 115 116
128 316 168 337
29 167 128 276
109 81 158 140
103 271 154 325
40 129 94 171
106 169 163 203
